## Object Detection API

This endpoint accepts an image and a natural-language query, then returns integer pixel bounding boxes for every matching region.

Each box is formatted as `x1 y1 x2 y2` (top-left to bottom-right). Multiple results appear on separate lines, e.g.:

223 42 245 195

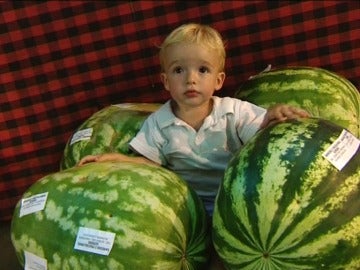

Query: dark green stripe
214 145 262 253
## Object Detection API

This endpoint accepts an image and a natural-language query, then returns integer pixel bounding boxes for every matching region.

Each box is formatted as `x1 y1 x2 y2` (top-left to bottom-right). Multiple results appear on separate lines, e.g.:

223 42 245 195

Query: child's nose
186 71 197 84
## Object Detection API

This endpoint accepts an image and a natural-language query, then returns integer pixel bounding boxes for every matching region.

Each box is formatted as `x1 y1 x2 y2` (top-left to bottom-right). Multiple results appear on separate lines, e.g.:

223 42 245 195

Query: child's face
160 43 225 110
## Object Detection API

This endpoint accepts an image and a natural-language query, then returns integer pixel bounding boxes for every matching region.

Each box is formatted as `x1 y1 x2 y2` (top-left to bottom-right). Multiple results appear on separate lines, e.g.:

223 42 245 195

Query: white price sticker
24 250 47 270
20 192 48 217
322 130 359 170
70 128 93 145
74 227 115 256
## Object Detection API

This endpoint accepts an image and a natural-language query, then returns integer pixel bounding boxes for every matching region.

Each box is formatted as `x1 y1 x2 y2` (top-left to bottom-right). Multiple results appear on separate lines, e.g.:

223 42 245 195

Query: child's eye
199 66 209 73
173 67 183 74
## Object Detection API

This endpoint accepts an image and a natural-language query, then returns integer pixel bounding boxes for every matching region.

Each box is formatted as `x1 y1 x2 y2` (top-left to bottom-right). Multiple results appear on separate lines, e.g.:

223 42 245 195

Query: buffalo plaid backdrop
0 1 359 221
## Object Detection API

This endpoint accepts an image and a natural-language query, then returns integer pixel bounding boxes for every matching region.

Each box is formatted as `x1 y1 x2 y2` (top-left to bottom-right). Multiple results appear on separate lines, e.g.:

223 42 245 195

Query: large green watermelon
11 162 210 269
235 66 360 137
60 103 161 170
213 118 360 269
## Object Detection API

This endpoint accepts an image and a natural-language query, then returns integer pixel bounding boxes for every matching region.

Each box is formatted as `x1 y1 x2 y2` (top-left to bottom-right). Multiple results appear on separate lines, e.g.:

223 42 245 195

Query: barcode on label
74 227 115 256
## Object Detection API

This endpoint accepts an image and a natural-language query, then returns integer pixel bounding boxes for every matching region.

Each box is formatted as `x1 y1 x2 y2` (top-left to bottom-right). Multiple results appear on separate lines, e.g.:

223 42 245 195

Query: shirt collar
156 100 179 129
156 96 235 129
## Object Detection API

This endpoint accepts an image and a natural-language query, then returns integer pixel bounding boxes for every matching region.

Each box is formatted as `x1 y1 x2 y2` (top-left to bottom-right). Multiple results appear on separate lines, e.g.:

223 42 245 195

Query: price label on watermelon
24 250 47 270
70 128 93 145
20 192 48 217
322 130 360 170
74 227 115 256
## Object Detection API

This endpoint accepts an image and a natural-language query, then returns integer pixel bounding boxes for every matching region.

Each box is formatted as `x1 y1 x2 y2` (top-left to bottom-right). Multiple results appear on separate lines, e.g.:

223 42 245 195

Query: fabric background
1 1 359 221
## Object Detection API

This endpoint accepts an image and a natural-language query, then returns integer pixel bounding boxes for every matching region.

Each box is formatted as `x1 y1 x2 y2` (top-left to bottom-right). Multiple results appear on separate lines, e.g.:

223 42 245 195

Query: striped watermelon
213 118 360 269
235 66 360 137
60 103 161 170
11 162 210 269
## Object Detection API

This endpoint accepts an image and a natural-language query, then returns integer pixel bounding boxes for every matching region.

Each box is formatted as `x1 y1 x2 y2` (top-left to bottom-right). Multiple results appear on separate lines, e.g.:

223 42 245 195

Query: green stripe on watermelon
213 118 360 269
60 103 161 170
235 66 360 137
11 162 210 269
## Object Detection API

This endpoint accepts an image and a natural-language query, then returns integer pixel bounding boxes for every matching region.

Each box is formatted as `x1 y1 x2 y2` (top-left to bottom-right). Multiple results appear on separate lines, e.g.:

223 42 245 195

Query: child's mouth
185 90 199 98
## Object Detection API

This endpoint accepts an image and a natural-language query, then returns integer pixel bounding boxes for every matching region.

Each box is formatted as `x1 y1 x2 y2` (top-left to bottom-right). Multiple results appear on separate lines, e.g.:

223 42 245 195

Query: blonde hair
159 23 226 71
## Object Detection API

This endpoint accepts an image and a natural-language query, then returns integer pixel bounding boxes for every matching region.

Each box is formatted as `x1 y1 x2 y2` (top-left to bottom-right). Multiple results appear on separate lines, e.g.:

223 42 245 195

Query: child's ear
215 72 226 91
160 73 170 91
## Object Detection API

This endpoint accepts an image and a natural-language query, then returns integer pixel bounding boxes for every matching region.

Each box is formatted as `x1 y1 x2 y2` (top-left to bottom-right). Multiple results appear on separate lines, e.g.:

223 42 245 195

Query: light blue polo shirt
129 96 266 214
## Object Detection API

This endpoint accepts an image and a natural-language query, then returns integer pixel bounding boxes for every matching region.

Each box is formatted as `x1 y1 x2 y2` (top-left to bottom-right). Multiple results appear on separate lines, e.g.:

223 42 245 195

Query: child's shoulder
214 96 266 116
214 96 242 109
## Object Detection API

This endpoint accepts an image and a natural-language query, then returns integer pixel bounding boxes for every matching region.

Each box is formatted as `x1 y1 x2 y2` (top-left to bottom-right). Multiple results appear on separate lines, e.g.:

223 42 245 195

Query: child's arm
260 104 310 129
77 153 158 166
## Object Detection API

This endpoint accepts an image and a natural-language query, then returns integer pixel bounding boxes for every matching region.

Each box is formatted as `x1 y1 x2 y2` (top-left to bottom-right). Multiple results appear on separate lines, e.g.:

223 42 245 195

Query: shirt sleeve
234 99 267 144
129 114 167 165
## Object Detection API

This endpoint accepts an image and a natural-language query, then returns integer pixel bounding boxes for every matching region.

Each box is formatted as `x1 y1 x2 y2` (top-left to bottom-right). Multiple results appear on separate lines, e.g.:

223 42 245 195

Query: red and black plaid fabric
1 1 359 221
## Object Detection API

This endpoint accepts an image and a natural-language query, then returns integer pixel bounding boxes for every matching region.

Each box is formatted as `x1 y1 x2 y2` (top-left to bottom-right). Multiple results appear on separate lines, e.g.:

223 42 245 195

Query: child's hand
77 153 157 166
77 155 98 166
77 153 128 166
260 104 310 129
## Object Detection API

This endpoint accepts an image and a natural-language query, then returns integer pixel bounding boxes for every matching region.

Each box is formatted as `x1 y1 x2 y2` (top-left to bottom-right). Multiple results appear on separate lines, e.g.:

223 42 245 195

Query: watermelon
213 118 360 269
234 66 360 137
11 161 210 269
60 103 161 170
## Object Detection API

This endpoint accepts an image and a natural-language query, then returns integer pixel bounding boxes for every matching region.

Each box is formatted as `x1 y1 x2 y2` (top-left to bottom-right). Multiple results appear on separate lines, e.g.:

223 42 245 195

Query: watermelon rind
213 118 360 269
60 103 161 170
235 66 360 138
11 161 210 269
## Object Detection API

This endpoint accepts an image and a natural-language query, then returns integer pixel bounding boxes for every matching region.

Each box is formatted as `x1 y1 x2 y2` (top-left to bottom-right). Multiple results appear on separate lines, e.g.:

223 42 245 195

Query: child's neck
171 99 213 131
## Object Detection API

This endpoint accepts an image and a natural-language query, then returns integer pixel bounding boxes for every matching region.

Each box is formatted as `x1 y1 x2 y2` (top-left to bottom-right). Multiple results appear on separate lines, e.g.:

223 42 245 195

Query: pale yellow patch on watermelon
49 252 61 269
107 258 124 269
325 173 359 212
45 200 77 235
128 187 186 244
346 257 360 270
82 189 119 203
109 217 181 254
153 260 184 270
68 256 82 269
56 183 67 192
107 174 131 188
13 234 45 258
79 218 101 229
